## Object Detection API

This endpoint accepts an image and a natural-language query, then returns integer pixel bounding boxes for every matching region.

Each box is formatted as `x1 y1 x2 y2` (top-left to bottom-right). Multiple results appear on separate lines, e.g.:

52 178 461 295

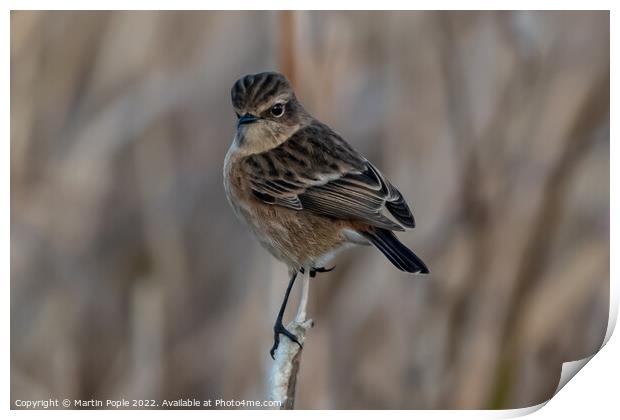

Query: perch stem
268 265 313 409
295 267 311 323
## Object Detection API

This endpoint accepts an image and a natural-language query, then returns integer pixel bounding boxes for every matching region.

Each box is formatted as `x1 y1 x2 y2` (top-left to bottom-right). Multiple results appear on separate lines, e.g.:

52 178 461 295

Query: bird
223 71 429 358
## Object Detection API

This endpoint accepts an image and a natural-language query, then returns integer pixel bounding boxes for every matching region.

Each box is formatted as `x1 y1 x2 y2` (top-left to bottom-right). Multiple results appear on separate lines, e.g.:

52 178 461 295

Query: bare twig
268 267 313 409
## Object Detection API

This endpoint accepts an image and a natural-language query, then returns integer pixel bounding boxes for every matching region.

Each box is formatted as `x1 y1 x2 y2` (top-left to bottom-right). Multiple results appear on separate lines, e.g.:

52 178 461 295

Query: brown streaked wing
240 123 412 231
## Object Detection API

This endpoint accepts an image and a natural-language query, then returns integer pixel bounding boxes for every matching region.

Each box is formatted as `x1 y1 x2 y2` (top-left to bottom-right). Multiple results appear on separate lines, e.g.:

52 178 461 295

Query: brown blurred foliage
11 11 609 409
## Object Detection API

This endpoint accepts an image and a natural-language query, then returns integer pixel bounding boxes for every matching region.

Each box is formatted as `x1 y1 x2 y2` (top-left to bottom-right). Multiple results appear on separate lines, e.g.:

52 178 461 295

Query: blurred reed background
11 11 609 409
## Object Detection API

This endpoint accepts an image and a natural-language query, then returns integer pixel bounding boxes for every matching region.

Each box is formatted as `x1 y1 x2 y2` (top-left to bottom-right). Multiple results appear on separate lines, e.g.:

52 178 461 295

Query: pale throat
233 122 301 155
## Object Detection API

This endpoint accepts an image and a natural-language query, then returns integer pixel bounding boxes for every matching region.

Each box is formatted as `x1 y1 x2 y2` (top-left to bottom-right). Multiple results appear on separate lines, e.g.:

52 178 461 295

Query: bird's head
230 72 308 153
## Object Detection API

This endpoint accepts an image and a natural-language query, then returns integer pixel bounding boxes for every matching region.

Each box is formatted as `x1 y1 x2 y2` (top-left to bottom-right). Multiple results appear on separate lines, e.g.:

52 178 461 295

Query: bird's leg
270 270 303 359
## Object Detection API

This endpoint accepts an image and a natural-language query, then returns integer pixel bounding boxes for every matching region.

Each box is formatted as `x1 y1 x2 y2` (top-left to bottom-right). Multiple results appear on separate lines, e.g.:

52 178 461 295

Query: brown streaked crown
231 72 294 111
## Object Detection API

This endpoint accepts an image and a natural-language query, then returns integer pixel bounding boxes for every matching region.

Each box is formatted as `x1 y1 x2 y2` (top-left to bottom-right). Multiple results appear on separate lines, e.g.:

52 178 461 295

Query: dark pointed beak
237 113 259 127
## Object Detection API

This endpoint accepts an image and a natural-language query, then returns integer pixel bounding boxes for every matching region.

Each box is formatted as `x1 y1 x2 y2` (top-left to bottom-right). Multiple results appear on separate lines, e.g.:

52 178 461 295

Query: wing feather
240 123 415 230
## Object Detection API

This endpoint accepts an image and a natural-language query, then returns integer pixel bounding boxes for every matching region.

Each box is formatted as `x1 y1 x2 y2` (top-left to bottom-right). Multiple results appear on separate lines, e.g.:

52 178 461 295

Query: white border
4 2 617 419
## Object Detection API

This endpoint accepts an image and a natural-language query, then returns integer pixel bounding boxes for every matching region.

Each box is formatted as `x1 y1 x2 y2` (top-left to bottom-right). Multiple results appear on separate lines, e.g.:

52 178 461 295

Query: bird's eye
271 103 285 118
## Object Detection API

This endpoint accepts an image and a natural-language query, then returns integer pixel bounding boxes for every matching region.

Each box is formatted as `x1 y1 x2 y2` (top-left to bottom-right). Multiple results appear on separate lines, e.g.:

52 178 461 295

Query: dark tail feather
361 228 429 274
385 192 416 228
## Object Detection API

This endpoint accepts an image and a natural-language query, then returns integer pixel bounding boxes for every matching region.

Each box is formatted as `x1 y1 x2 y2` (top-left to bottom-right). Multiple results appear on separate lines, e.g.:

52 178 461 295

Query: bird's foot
300 265 336 278
269 320 302 359
310 265 336 278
